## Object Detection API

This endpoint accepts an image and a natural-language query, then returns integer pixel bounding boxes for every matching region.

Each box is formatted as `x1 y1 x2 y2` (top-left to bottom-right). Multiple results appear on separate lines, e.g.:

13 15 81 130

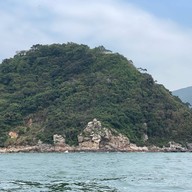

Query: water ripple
1 152 192 192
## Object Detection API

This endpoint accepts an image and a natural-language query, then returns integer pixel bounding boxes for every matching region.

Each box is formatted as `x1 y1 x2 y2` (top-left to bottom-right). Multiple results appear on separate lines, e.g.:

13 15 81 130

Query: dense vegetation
0 43 192 147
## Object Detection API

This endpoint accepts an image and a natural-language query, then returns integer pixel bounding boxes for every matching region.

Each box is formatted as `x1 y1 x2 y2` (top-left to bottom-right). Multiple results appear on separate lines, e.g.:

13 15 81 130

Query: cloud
0 0 192 90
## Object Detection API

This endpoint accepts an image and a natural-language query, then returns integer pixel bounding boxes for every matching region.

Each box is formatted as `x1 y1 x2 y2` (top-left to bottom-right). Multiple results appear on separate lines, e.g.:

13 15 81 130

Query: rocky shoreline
2 119 191 153
0 141 190 153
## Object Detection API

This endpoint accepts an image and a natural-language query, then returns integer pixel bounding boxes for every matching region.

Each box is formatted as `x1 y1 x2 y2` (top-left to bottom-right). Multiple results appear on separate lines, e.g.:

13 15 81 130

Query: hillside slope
172 86 192 106
0 43 192 147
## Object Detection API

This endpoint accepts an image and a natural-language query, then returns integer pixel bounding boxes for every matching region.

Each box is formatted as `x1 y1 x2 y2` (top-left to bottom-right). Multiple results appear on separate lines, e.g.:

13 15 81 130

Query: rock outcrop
0 119 189 153
77 118 130 151
8 131 18 139
164 141 186 152
53 134 66 146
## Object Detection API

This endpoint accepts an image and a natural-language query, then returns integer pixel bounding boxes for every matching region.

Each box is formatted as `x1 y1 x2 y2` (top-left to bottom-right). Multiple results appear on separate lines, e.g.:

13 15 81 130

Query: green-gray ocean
0 152 191 192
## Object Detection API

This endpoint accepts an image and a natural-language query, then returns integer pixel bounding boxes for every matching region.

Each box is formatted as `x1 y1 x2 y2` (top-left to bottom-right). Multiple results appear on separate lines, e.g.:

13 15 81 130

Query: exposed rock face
142 123 148 142
142 133 148 142
166 141 186 152
27 118 33 127
8 131 18 139
129 143 149 152
78 118 130 151
2 120 189 153
53 134 66 146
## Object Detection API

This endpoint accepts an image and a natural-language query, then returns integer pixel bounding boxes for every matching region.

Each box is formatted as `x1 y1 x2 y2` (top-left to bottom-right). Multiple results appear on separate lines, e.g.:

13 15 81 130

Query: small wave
99 176 127 182
11 180 42 186
73 181 118 192
0 180 119 192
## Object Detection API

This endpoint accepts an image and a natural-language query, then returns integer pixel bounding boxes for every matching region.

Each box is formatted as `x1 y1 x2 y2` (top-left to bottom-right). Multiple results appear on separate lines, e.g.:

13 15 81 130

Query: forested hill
0 43 192 147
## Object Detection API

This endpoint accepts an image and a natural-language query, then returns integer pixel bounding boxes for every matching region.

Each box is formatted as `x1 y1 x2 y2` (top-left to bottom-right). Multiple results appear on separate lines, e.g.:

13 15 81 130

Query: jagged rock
27 118 33 126
148 145 162 152
165 141 186 152
142 123 148 142
8 131 18 139
53 134 66 146
143 133 148 142
78 118 130 151
169 141 182 149
37 140 43 145
129 143 148 151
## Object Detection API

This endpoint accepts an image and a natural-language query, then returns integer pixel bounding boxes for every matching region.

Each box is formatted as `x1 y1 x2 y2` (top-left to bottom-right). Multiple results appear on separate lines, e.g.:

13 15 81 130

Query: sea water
0 152 192 192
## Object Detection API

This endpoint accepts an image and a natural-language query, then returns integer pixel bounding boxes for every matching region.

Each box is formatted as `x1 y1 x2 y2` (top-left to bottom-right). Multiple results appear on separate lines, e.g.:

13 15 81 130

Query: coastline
0 143 190 153
3 119 191 153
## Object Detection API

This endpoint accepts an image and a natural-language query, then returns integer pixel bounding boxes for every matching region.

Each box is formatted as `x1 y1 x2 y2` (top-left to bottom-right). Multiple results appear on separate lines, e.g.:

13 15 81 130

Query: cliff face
78 119 130 151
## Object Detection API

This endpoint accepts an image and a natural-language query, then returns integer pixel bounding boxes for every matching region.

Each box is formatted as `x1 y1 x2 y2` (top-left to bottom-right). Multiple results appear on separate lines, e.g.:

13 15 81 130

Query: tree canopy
0 43 192 147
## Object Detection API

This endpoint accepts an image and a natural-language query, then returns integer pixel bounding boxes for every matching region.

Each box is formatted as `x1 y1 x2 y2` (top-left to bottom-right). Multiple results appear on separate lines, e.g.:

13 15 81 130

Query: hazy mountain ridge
172 86 192 106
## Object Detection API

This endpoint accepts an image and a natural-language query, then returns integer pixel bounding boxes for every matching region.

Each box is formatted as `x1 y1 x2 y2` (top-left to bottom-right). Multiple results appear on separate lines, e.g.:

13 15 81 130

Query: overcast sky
1 0 192 91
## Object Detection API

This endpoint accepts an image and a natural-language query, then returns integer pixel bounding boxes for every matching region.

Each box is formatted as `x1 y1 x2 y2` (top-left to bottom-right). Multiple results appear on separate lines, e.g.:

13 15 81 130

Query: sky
0 0 192 91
